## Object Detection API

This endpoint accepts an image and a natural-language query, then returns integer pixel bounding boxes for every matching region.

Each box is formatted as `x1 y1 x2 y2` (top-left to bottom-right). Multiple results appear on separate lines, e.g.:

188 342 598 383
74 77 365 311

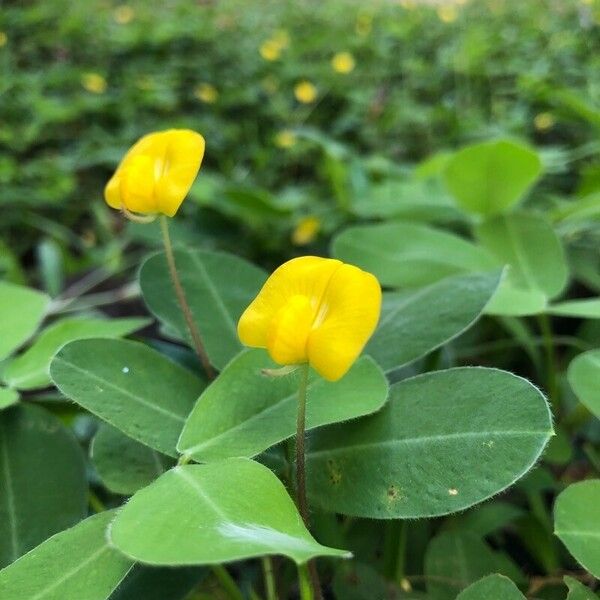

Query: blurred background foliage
1 0 600 290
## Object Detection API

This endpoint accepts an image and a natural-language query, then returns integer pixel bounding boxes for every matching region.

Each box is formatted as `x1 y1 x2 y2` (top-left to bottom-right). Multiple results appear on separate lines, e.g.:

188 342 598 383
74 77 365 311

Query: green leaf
425 532 523 600
0 404 87 568
477 213 568 314
139 249 267 370
109 460 350 565
91 425 173 496
568 350 600 419
564 576 600 600
455 574 526 600
50 339 206 456
306 368 552 518
548 299 600 319
0 511 133 600
331 222 496 288
443 139 542 216
177 350 388 462
366 271 501 373
4 316 149 390
554 479 600 577
0 388 18 411
109 566 205 600
0 281 49 361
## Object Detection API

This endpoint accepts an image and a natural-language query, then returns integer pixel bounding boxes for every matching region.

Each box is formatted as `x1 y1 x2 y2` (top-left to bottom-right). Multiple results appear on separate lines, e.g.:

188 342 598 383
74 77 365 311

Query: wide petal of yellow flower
294 81 317 104
238 256 381 381
104 129 205 217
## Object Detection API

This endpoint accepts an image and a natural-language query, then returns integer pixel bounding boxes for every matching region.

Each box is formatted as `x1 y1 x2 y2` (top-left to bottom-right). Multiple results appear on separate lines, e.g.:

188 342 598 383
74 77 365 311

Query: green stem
538 314 559 413
297 564 314 600
159 215 215 380
383 521 407 582
295 365 322 600
88 490 106 514
261 557 278 600
211 565 244 600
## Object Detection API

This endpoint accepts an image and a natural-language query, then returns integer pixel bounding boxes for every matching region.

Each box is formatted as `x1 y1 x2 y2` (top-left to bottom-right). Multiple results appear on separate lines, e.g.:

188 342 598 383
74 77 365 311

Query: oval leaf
91 425 173 496
443 139 542 216
0 511 133 600
50 339 206 456
139 249 267 370
109 460 350 565
0 282 49 361
564 576 600 600
477 213 568 309
456 574 525 600
306 367 552 518
177 350 388 462
554 479 600 578
568 350 600 419
4 316 149 390
0 404 87 568
366 271 501 373
331 222 496 288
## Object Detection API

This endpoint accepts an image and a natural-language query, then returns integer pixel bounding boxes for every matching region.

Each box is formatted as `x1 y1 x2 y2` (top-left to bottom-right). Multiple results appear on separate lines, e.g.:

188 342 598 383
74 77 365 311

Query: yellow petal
104 129 205 217
237 256 341 350
307 264 381 381
266 295 313 365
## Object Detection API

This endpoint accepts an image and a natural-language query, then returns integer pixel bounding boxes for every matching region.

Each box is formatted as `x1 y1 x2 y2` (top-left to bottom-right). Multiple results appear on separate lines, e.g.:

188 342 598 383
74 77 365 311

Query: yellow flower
0 32 7 47
238 256 381 381
114 5 135 24
274 129 296 149
331 51 356 74
437 5 458 22
534 112 555 131
194 83 219 104
104 129 205 217
259 39 281 62
294 80 317 104
81 73 107 94
292 216 320 245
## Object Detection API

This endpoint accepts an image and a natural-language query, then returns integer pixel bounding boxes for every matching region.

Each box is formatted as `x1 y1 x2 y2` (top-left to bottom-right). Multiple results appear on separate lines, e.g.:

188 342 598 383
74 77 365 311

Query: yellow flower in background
194 83 219 104
534 112 555 131
260 39 281 62
238 256 381 381
104 129 205 217
294 80 317 104
437 5 458 22
355 13 373 36
81 73 107 94
0 32 7 47
114 5 135 24
292 216 320 246
274 129 296 149
331 51 356 74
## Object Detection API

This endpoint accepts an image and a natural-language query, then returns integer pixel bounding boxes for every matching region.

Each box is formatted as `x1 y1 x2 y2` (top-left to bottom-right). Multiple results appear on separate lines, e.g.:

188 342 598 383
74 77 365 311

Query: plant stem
159 215 215 380
297 564 314 600
261 557 278 600
211 565 244 600
538 314 559 413
295 364 323 600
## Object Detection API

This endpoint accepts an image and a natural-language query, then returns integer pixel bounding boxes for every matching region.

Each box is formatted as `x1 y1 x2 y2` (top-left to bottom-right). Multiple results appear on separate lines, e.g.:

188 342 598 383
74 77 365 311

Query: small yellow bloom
81 73 107 94
437 5 458 22
534 112 555 131
294 80 317 104
259 40 281 62
0 32 7 47
238 256 381 381
292 216 320 245
194 83 219 104
104 129 205 217
114 5 135 24
331 52 356 74
274 129 296 149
